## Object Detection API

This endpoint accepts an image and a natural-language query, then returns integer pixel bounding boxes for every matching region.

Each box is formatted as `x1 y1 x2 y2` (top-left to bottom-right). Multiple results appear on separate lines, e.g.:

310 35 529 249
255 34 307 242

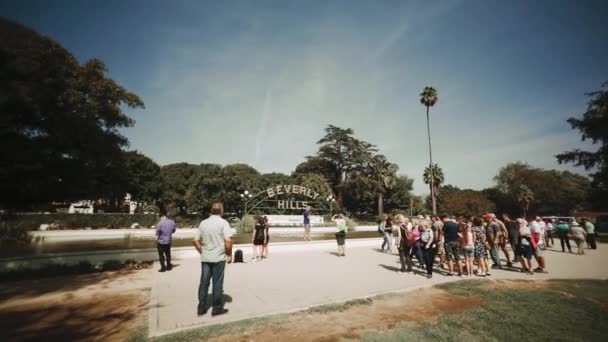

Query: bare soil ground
0 268 152 342
207 287 484 342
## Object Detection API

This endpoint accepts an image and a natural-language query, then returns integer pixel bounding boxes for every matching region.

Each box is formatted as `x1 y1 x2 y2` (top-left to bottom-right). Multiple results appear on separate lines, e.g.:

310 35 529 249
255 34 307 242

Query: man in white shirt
193 202 233 317
530 216 547 273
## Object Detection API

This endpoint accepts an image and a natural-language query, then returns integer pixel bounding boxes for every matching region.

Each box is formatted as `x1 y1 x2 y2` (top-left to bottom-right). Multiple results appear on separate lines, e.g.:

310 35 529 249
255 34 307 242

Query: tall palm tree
420 86 439 214
517 184 534 218
423 163 444 210
370 155 399 216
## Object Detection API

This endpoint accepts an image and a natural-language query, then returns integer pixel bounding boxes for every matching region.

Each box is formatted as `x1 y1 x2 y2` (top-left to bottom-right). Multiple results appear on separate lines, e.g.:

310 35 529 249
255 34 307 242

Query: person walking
395 215 414 272
556 219 572 253
251 216 267 262
502 214 520 264
193 202 233 317
460 222 475 276
545 218 555 248
570 221 587 255
262 216 270 258
420 223 436 279
441 215 463 276
332 213 348 256
472 217 490 277
517 218 534 275
431 216 446 269
381 216 394 253
156 212 177 272
484 214 510 268
411 222 426 269
303 206 312 241
581 218 597 250
530 216 547 273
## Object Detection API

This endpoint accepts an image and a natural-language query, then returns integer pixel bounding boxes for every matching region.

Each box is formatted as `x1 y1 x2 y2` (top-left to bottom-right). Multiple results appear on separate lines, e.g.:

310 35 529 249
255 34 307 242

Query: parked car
595 215 608 239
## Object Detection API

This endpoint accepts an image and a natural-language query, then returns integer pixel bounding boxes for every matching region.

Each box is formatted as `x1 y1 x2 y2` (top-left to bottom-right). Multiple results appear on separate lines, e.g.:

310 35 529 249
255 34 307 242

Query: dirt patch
207 288 484 342
0 269 151 342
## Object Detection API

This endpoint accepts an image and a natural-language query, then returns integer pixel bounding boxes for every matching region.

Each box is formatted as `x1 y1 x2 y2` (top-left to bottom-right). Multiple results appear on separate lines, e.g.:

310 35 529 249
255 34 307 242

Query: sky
2 0 607 194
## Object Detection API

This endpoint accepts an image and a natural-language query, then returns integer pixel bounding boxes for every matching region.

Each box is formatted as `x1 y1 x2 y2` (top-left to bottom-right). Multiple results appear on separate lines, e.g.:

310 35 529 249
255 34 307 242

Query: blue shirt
156 218 176 244
443 221 460 242
303 210 310 224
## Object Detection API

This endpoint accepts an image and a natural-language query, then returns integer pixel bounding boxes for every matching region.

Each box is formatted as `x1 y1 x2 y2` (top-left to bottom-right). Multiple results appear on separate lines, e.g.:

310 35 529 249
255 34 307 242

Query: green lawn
135 279 608 342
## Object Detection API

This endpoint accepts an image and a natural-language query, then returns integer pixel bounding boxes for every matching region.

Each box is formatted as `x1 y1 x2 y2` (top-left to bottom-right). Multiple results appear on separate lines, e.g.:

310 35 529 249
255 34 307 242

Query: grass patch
304 297 373 314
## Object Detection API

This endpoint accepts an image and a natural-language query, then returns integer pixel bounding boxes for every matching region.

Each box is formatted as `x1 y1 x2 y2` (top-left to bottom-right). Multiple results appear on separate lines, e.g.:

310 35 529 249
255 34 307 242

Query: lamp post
326 195 335 214
240 190 252 216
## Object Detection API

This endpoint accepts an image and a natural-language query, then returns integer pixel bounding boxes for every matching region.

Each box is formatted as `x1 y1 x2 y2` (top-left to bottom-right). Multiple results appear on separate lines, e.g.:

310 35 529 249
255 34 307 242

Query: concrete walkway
148 240 608 337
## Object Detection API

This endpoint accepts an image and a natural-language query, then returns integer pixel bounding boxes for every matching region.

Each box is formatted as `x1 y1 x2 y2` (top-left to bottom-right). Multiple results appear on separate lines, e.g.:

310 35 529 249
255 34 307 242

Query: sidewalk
148 241 608 337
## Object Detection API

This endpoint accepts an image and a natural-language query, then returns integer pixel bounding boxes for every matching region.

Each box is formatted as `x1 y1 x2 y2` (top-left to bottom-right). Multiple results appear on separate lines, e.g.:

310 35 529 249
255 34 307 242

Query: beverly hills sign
265 184 322 210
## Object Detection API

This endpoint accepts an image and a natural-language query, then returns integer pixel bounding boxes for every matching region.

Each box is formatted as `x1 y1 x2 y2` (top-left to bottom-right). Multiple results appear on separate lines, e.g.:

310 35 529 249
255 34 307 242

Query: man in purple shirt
156 213 177 272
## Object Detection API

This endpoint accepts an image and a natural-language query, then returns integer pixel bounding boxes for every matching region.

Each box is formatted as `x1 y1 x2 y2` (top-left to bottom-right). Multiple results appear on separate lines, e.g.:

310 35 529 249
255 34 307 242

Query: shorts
463 247 474 257
474 242 487 258
520 244 533 259
436 240 445 255
444 241 462 261
304 224 311 233
335 231 346 245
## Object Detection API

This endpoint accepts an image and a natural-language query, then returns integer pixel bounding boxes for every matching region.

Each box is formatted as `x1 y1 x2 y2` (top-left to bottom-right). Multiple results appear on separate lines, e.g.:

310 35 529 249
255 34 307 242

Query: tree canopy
556 81 608 210
0 18 144 209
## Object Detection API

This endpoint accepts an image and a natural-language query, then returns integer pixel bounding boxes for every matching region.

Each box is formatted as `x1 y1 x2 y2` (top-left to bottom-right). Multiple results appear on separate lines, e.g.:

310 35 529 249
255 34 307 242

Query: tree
383 175 417 214
556 81 608 210
310 125 377 205
159 163 203 215
0 18 144 209
517 185 534 218
368 155 399 215
423 163 444 210
123 151 161 203
420 86 439 215
442 190 495 217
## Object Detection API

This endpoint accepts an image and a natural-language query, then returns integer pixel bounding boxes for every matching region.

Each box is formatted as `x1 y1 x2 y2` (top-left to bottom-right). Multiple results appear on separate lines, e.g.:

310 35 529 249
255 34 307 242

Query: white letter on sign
276 185 284 195
277 200 285 209
267 188 275 198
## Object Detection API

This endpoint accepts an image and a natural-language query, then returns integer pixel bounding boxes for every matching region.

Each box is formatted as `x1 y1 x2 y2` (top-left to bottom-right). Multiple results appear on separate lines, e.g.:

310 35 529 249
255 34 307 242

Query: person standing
460 223 475 276
570 222 587 255
441 215 463 276
431 216 446 269
381 216 394 253
303 206 312 241
556 219 572 253
262 216 270 258
420 223 436 279
156 212 177 272
545 218 555 248
193 202 233 317
484 214 506 269
517 218 534 275
395 215 414 272
581 218 597 250
251 216 267 262
472 217 490 277
332 213 348 256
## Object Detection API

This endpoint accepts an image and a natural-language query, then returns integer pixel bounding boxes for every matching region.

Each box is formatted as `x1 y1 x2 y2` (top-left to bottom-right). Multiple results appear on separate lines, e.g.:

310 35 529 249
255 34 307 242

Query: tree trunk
426 106 437 216
378 193 384 216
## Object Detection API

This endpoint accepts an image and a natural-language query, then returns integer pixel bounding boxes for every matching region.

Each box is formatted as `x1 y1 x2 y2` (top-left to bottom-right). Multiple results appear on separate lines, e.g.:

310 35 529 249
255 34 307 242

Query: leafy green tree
0 18 143 209
293 157 339 182
309 125 377 205
159 163 203 215
556 81 608 210
123 151 161 203
383 175 417 214
517 185 534 218
367 155 399 215
442 190 495 217
420 86 439 214
423 163 445 210
259 172 293 190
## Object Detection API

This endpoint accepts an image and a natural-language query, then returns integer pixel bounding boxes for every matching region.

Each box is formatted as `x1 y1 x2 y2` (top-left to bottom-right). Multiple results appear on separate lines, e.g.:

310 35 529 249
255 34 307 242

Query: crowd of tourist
376 213 598 279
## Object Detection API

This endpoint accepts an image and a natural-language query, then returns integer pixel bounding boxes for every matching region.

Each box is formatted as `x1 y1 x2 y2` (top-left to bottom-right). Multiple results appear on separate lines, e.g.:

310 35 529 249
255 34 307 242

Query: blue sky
2 0 607 194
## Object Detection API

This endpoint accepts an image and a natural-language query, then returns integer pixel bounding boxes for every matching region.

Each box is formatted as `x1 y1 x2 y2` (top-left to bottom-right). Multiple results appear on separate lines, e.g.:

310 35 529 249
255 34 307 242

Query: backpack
234 249 243 263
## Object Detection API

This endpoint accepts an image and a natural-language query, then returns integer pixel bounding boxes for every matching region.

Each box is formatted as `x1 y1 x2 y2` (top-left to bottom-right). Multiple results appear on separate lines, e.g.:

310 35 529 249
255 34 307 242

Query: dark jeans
587 234 597 249
423 246 436 276
398 246 413 272
412 241 426 268
559 232 572 252
157 243 171 270
198 261 226 311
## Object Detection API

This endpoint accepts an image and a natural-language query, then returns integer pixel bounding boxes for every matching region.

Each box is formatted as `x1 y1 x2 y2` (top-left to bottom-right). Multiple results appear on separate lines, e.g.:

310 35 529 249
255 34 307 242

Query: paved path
148 240 608 337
